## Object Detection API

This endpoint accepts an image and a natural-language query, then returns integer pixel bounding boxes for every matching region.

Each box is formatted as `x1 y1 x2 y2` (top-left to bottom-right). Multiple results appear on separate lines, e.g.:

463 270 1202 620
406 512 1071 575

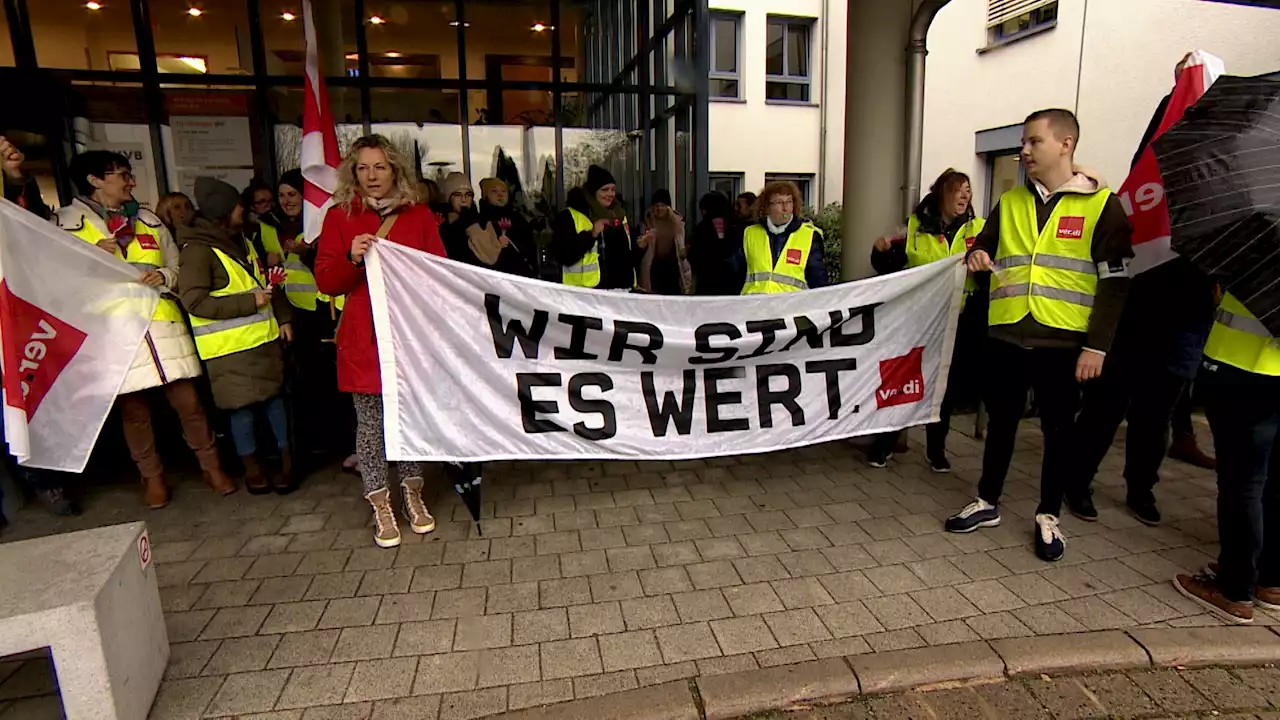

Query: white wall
922 0 1280 212
709 0 842 205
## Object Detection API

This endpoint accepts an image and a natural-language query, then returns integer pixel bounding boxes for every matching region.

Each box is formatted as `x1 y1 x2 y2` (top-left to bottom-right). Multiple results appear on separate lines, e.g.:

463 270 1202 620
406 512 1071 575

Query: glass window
271 86 363 173
709 13 739 100
990 1 1058 44
465 1 557 125
149 0 254 74
1 12 14 65
765 17 812 103
363 0 459 78
709 173 742 199
765 173 813 207
987 153 1023 213
260 0 358 76
30 0 138 70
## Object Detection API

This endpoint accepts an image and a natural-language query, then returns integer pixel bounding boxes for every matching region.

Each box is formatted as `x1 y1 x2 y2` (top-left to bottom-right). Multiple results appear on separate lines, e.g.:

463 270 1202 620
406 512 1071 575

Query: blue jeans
228 396 289 457
1203 360 1280 602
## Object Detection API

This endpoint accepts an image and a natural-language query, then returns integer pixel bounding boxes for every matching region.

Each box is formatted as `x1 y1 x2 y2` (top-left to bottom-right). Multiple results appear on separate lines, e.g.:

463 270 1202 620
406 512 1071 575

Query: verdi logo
876 346 925 409
0 282 88 418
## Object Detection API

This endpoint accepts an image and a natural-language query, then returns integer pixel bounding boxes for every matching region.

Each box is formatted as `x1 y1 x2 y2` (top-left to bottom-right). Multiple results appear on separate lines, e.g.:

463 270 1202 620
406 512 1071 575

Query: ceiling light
177 56 207 72
530 22 554 32
384 51 402 58
186 6 202 16
280 11 296 20
367 14 384 24
448 20 470 27
345 52 358 59
84 1 102 9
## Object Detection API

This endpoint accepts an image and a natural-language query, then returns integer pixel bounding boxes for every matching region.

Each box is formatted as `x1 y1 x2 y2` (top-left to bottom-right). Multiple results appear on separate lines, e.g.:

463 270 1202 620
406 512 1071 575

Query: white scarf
766 216 793 235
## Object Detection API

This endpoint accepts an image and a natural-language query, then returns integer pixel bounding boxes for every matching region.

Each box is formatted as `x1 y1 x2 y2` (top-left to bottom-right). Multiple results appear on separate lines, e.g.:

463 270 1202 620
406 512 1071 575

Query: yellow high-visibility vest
741 223 816 294
259 224 318 312
988 187 1111 332
67 216 185 324
188 241 280 361
906 214 986 308
1204 293 1280 377
562 208 601 288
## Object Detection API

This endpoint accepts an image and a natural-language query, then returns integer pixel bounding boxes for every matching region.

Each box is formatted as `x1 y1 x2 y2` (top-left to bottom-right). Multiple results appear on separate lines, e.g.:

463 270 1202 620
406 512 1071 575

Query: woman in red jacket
315 134 446 549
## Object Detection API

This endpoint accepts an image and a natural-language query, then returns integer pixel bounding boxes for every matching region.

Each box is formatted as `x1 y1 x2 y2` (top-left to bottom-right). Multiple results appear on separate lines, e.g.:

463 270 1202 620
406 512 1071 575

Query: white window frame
709 172 744 198
764 16 814 103
709 12 742 100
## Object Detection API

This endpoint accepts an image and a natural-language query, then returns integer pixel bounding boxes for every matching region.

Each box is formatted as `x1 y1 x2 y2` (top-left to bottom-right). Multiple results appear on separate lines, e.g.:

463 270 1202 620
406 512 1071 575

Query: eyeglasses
106 170 135 182
453 191 474 199
769 198 795 208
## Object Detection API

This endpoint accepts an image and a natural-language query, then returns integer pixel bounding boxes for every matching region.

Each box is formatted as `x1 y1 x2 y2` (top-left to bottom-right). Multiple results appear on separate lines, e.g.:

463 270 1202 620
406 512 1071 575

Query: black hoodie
870 191 975 276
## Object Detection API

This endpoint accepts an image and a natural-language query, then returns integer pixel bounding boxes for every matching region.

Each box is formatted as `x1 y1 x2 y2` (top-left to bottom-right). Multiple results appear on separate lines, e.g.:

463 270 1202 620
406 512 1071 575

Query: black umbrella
447 462 484 533
1154 74 1280 334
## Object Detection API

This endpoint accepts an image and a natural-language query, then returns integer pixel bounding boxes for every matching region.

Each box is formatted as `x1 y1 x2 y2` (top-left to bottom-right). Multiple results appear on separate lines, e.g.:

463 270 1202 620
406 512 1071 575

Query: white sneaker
1034 513 1065 562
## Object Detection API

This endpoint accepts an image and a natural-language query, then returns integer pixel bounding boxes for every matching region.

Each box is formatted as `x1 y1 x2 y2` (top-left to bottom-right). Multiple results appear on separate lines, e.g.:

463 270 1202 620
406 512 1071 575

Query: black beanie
194 177 240 221
278 168 304 194
651 189 672 207
584 165 616 194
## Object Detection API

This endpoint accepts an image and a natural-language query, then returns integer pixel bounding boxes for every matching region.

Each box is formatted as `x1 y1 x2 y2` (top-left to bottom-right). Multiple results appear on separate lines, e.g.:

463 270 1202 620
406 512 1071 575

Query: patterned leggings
353 393 424 496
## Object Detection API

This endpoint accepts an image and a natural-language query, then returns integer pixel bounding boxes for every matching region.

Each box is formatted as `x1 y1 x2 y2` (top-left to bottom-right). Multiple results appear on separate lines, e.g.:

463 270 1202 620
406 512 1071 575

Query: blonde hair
332 135 421 211
155 192 193 233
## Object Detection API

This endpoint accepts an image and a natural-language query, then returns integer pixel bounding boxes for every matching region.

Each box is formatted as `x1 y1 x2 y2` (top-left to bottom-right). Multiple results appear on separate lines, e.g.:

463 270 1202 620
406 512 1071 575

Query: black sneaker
1034 513 1066 562
927 453 951 473
37 488 79 517
1066 492 1098 522
945 498 1000 533
867 451 892 469
1127 497 1161 526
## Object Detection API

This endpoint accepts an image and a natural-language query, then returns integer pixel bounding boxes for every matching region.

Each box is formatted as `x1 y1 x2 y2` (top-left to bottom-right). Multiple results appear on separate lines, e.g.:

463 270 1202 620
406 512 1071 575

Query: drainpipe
817 0 831 207
904 0 950 219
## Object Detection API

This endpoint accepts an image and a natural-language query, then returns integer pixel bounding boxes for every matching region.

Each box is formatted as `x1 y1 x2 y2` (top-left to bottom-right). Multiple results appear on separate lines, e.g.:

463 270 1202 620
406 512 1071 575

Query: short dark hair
242 178 273 209
736 192 757 205
68 151 131 197
277 169 304 194
1025 108 1080 145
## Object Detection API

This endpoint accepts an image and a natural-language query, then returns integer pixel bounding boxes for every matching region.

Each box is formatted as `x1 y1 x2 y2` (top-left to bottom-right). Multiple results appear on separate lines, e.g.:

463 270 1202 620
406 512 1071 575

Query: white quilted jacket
53 201 203 395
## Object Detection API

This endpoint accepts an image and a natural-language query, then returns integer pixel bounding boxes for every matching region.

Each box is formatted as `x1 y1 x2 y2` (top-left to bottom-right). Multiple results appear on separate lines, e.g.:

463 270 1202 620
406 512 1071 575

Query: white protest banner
0 199 158 471
369 243 964 462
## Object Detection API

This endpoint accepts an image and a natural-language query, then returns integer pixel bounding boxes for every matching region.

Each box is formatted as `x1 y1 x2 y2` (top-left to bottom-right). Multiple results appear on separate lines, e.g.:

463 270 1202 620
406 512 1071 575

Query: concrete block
498 679 698 720
850 640 1004 695
0 522 167 720
991 630 1148 677
696 658 859 720
1130 626 1280 668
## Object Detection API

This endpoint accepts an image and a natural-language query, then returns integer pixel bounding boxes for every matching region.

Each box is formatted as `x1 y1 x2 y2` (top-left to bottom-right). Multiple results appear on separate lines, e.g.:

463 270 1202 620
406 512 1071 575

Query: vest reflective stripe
562 208 601 287
68 216 185 324
1204 293 1280 376
988 186 1110 333
905 214 986 308
260 226 319 311
741 223 815 294
188 245 280 361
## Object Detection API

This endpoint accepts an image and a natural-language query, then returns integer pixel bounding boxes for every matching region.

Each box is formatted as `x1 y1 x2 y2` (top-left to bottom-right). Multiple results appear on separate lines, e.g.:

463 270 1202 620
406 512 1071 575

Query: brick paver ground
0 417 1236 719
759 665 1280 719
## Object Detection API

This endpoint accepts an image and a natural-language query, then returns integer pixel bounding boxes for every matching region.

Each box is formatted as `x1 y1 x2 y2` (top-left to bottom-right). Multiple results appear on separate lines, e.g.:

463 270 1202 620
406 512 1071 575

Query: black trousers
977 339 1080 517
287 307 356 464
1072 349 1186 505
1203 361 1280 602
1172 381 1196 437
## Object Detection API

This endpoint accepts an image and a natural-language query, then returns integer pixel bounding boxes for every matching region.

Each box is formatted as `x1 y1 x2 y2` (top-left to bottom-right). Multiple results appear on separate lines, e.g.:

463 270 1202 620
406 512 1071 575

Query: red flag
1122 51 1224 275
301 0 340 245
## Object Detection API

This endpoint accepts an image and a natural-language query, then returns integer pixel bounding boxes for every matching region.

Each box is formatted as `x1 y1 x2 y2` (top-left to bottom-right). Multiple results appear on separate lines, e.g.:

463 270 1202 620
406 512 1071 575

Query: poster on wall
163 115 257 211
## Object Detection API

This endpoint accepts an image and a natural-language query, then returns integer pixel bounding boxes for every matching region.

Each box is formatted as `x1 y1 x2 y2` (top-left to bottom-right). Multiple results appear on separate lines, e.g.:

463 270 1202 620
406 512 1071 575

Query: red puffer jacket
315 201 445 394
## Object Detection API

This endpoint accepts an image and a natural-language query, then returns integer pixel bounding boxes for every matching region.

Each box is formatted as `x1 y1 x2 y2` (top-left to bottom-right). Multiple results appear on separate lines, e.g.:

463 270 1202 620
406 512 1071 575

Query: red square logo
785 248 802 265
964 235 976 249
876 346 925 409
134 233 159 251
0 282 88 419
1056 216 1085 239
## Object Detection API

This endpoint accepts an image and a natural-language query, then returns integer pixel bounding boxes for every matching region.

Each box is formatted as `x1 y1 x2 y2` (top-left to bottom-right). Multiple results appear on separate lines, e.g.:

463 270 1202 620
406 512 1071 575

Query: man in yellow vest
1172 295 1280 625
54 151 235 508
945 109 1133 562
738 180 828 295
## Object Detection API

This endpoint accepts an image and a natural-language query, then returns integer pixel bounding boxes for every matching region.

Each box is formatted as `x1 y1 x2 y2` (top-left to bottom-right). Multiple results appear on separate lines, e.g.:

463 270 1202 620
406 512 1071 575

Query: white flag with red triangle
1123 50 1226 275
301 0 341 245
0 199 157 472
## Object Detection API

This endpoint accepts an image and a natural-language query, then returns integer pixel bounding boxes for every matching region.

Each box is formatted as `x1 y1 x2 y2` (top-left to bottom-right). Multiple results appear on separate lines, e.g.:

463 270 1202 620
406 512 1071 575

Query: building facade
0 0 711 226
923 0 1280 217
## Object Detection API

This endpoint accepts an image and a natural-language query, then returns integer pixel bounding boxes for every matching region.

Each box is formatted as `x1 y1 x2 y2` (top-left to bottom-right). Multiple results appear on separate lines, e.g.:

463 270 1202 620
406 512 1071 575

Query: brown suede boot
272 451 298 495
1169 432 1216 470
204 467 237 496
143 475 169 509
242 454 271 495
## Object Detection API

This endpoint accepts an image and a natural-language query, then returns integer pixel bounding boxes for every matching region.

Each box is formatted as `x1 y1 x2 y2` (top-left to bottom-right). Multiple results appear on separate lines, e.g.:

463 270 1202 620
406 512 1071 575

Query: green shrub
806 203 843 282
